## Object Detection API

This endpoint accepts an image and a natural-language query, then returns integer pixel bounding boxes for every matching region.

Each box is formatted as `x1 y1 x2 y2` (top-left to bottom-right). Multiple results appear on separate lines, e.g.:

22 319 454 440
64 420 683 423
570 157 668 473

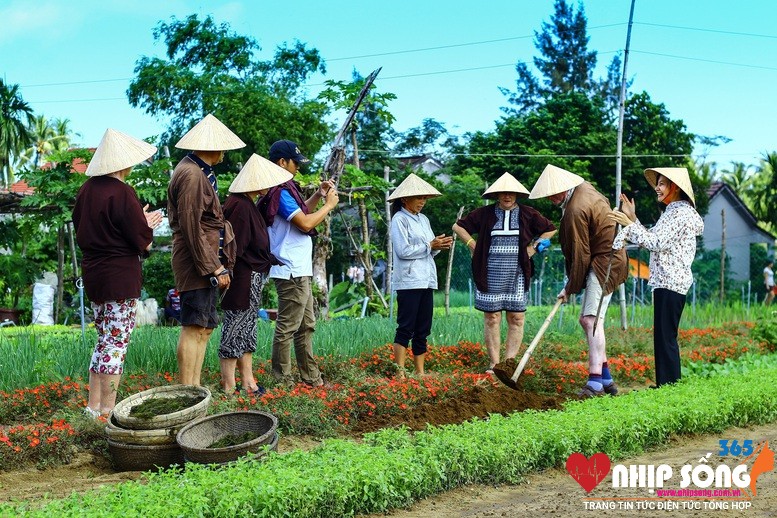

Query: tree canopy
447 0 697 224
127 14 332 170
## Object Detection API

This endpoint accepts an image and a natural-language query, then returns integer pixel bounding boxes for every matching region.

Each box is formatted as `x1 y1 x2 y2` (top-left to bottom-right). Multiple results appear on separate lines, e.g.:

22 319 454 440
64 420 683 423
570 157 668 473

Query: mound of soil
352 382 565 434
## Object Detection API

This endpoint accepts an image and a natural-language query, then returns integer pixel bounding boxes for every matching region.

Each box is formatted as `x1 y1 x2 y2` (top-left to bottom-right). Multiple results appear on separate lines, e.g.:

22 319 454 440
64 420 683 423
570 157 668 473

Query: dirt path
365 421 777 517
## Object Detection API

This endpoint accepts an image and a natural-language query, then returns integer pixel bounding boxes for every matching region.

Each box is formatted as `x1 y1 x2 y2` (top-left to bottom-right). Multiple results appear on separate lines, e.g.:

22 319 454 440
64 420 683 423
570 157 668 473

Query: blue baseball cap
269 140 310 164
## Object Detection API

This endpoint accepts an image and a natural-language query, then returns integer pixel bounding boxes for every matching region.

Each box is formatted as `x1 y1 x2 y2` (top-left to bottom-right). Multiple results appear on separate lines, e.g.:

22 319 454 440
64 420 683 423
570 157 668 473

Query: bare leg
98 373 122 415
177 325 212 386
580 315 606 375
504 311 526 359
413 352 425 376
219 357 238 392
86 371 102 415
483 312 502 369
393 343 407 377
237 354 258 392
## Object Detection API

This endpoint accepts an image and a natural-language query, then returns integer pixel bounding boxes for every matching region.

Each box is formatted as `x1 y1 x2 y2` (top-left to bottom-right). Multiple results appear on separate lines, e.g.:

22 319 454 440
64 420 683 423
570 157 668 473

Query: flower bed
5 354 777 517
0 321 772 471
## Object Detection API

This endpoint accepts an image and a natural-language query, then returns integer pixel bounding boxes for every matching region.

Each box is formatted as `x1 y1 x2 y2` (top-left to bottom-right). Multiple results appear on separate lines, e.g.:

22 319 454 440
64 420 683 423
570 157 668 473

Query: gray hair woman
453 173 556 374
388 174 452 377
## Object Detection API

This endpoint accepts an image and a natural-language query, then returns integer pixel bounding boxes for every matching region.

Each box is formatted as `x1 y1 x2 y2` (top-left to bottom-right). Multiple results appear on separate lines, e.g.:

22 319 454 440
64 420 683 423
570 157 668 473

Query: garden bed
0 318 775 515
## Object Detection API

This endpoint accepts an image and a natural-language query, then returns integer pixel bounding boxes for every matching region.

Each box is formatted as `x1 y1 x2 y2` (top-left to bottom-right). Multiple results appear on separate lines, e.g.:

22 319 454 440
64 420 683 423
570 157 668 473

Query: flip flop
247 386 266 397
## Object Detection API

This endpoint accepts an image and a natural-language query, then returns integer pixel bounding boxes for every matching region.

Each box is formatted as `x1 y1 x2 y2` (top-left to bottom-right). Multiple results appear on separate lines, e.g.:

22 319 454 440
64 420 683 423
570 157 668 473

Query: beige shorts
579 270 611 318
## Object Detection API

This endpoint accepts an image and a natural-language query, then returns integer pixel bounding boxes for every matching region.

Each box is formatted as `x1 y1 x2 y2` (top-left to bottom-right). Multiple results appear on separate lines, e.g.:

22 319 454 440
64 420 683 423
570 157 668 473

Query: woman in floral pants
73 129 162 418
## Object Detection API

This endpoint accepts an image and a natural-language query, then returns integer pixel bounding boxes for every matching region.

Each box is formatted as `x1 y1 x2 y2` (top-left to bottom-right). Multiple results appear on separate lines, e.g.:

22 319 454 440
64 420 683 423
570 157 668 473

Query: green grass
0 301 770 392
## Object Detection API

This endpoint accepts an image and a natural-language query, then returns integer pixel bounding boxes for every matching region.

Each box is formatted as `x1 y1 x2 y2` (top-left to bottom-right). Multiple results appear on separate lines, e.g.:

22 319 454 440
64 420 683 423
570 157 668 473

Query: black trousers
394 289 434 355
653 288 686 386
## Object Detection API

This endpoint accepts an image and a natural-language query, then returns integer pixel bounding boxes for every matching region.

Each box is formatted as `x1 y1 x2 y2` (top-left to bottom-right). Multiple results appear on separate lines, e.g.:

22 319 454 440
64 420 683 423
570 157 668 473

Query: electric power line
632 50 777 72
634 22 777 40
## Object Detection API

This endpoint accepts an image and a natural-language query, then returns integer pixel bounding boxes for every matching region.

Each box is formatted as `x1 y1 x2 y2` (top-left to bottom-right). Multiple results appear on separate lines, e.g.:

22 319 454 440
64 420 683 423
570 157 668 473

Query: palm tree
751 152 777 230
721 161 752 192
0 79 34 187
20 116 77 169
26 115 56 169
51 117 79 153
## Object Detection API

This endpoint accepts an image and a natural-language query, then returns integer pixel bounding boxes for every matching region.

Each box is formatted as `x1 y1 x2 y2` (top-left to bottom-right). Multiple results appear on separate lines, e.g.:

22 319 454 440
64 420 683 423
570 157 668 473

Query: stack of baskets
106 384 211 471
176 410 279 465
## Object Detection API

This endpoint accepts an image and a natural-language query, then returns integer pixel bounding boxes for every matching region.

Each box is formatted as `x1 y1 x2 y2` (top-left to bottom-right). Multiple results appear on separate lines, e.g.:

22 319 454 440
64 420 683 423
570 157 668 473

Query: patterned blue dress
474 207 527 313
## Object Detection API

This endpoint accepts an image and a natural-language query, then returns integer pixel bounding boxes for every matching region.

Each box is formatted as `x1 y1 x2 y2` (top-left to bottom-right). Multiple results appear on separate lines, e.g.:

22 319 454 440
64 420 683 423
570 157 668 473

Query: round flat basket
105 414 182 446
176 410 278 465
108 439 184 472
112 385 211 430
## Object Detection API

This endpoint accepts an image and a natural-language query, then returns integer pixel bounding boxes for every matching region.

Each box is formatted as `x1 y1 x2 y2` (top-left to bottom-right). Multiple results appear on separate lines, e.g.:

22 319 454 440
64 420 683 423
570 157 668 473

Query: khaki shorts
579 270 611 318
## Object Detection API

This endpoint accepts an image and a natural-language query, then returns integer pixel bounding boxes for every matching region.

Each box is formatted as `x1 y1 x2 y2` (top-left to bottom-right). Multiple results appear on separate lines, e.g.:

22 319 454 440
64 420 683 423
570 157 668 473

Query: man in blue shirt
259 140 339 387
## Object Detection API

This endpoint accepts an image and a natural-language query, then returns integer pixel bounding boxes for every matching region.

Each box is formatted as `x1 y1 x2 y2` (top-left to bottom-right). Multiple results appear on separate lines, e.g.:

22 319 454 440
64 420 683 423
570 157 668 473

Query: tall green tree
449 1 697 227
0 79 34 187
127 14 331 170
500 0 602 112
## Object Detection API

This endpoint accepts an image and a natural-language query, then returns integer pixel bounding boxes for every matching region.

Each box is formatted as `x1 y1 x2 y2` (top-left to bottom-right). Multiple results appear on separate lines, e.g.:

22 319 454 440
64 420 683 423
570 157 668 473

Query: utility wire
634 22 777 40
327 23 626 61
632 50 777 72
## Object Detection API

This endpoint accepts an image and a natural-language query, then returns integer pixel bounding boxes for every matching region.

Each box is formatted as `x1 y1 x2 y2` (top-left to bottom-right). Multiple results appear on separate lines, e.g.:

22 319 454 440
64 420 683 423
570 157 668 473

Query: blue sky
2 0 775 171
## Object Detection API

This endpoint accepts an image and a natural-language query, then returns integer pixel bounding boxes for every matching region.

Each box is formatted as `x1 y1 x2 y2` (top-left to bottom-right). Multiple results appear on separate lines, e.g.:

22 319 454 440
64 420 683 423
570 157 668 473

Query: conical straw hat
529 164 585 199
85 129 157 177
483 172 530 199
229 153 292 193
175 114 246 151
387 173 442 201
644 167 696 207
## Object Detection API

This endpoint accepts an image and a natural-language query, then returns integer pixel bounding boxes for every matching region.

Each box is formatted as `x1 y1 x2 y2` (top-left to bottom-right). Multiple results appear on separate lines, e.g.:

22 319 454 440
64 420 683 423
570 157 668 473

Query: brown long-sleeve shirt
559 182 627 296
167 155 235 292
72 176 152 303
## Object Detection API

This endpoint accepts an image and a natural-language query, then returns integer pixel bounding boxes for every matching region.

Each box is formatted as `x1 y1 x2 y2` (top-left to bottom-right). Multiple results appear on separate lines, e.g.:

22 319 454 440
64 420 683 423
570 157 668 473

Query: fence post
468 278 473 312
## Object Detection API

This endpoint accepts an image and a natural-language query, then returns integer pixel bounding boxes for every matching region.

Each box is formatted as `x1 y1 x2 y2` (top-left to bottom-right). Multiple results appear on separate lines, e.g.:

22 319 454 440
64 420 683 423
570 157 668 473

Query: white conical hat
644 167 696 207
483 172 530 199
529 164 585 199
174 114 246 151
85 129 157 177
387 173 442 201
229 153 292 193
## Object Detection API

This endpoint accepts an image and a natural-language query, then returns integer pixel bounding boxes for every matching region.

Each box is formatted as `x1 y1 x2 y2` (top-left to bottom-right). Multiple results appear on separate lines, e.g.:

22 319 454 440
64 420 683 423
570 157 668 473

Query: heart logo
566 452 611 492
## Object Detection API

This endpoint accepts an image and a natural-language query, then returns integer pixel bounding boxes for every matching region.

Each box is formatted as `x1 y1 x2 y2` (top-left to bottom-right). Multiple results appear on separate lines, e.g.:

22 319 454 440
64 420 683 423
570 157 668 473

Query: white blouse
613 200 704 295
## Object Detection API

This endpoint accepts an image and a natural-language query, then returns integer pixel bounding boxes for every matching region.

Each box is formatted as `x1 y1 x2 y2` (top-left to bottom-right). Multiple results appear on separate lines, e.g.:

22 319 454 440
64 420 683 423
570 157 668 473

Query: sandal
83 406 100 419
246 386 265 397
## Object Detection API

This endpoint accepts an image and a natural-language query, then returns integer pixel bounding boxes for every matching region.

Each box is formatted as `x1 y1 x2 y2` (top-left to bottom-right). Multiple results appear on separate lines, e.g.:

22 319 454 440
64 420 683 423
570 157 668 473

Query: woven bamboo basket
176 410 278 464
112 384 211 430
105 414 183 446
108 439 184 472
